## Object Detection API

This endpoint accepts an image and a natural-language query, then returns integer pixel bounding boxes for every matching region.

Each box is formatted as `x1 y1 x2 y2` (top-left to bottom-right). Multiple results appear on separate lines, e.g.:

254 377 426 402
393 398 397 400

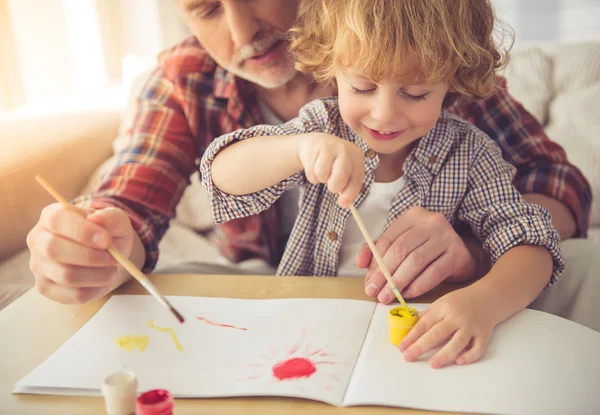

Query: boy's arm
200 102 328 223
456 137 565 289
210 133 307 195
447 76 592 239
469 245 552 325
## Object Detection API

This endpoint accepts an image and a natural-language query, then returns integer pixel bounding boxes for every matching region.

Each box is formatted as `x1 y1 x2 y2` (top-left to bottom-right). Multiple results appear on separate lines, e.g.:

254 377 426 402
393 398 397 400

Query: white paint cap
101 370 138 415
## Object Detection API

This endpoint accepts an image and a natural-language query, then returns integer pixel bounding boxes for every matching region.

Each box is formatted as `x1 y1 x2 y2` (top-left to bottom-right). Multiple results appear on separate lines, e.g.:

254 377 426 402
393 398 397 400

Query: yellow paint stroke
149 320 184 353
114 335 149 353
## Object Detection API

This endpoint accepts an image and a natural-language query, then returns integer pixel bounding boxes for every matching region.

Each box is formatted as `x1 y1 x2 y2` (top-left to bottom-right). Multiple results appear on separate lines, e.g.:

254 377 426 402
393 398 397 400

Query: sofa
1 42 598 311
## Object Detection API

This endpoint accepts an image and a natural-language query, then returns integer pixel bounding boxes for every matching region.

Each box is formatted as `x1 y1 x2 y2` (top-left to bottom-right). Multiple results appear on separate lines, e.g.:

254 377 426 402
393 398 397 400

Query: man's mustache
232 32 286 65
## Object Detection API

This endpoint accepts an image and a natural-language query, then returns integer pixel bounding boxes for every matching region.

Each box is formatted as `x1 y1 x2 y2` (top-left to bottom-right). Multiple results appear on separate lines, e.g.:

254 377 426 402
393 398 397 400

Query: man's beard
228 31 297 89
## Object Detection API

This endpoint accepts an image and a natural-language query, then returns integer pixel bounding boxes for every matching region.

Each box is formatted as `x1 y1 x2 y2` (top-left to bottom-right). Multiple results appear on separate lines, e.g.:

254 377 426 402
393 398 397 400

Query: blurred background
1 0 600 117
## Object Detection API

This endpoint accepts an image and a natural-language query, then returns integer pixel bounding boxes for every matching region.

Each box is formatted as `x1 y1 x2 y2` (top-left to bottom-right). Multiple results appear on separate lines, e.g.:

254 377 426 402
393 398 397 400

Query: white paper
14 295 376 406
344 304 600 415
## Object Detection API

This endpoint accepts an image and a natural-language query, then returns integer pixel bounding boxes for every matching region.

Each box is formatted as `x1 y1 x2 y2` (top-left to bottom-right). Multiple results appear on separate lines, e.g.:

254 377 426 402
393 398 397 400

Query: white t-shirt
337 176 407 277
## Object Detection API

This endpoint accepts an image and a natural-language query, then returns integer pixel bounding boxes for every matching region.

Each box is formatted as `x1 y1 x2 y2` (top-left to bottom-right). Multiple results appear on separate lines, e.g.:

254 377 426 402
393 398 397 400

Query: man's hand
357 207 480 303
26 204 136 305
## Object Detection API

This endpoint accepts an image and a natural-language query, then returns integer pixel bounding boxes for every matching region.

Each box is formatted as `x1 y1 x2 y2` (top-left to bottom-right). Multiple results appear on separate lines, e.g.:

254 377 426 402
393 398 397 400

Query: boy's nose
371 100 398 126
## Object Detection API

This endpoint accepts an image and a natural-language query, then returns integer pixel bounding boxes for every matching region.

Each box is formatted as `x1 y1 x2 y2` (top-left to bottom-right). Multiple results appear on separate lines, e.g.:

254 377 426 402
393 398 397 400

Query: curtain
0 0 189 114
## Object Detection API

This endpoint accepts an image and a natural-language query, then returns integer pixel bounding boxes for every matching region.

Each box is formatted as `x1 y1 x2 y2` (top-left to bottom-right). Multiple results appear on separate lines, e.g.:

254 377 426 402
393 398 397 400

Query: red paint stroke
196 316 247 331
272 357 317 381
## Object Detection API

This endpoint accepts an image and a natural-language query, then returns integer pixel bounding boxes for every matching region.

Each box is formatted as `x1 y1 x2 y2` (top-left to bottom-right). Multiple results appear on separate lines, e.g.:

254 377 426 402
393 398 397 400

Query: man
26 0 597 331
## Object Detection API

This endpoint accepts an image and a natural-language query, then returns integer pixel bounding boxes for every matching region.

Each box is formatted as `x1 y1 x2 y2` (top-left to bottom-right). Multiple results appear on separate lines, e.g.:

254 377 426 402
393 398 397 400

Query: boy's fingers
403 319 453 362
429 330 472 369
457 337 487 365
313 151 334 183
338 171 363 208
398 311 437 352
327 155 352 195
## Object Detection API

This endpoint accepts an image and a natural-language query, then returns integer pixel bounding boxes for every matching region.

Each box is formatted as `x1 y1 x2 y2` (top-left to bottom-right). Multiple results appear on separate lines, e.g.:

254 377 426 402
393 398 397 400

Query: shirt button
327 231 338 241
365 149 376 159
429 155 437 164
360 183 368 193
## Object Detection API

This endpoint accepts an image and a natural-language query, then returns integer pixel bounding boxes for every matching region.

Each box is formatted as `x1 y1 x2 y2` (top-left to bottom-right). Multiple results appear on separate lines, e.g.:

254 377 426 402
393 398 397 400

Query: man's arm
73 60 199 273
446 76 592 240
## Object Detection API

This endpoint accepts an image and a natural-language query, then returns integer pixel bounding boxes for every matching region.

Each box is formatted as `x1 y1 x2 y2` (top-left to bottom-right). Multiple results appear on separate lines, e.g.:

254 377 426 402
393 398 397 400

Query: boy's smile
364 126 407 141
336 68 450 172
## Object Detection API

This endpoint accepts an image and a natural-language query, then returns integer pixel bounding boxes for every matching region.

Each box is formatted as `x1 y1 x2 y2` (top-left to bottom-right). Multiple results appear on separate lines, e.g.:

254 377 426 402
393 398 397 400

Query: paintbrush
35 175 185 323
349 204 409 311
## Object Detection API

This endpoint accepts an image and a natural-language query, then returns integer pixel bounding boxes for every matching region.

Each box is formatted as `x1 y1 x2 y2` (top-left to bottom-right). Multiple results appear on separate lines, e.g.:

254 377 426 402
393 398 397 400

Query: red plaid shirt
73 37 592 272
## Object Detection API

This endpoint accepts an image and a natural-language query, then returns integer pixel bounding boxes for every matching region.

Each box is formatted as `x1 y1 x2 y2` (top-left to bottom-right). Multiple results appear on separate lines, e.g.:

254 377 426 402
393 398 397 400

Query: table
1 274 471 414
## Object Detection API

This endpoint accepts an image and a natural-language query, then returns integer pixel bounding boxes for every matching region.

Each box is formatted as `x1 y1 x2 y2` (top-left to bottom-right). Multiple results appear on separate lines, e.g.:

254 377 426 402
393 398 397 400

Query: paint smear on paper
149 320 184 353
272 357 317 380
114 335 149 353
196 316 248 331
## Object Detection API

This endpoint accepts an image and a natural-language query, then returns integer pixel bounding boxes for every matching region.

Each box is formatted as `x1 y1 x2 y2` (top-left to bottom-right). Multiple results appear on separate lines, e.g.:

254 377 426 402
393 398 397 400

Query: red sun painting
237 328 348 392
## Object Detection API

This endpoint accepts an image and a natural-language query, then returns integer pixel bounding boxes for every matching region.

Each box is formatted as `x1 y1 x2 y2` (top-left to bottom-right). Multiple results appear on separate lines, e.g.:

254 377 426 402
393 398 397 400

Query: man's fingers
86 207 132 240
382 240 443 300
36 231 118 267
41 204 109 249
402 253 454 298
43 260 119 288
380 227 427 280
365 221 414 290
356 242 373 269
35 277 106 305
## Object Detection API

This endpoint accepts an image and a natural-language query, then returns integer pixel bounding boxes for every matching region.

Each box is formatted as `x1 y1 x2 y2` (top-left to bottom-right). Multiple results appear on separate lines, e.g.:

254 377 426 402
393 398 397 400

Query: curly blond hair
288 0 512 101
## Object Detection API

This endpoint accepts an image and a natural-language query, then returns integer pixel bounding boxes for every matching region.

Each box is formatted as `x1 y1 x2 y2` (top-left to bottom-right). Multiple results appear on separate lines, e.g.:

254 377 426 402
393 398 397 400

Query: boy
200 0 565 368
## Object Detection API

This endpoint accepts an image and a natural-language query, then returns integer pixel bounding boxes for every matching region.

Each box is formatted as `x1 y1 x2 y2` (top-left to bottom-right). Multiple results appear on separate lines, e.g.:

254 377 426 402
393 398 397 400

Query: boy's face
175 0 298 89
336 68 450 157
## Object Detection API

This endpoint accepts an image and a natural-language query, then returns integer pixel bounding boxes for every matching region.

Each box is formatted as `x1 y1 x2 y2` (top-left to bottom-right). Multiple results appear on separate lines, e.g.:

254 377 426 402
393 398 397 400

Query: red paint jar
136 389 173 415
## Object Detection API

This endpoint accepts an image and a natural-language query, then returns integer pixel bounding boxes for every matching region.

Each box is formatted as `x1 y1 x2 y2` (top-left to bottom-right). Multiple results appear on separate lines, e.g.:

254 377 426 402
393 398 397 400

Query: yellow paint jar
388 306 418 346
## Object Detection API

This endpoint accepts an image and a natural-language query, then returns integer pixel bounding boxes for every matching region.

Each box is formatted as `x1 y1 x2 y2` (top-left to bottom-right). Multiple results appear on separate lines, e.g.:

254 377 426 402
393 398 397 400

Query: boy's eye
403 92 429 101
351 86 375 96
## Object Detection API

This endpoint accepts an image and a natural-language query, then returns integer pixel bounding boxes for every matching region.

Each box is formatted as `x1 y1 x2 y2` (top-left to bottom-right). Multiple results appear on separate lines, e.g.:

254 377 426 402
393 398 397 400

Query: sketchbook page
14 295 375 407
344 303 600 415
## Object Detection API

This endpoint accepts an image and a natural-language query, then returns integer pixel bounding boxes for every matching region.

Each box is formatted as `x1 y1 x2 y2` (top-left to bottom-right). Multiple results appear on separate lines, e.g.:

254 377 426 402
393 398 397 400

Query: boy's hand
26 204 135 305
298 133 365 208
398 287 496 369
